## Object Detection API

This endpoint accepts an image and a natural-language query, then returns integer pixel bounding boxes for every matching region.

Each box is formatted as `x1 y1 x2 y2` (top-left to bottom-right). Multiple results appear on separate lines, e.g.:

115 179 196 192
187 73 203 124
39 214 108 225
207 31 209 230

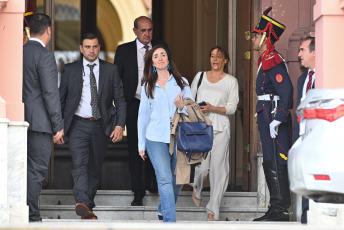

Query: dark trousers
301 196 309 223
127 98 156 199
68 117 109 209
27 130 53 221
257 106 291 212
257 108 292 166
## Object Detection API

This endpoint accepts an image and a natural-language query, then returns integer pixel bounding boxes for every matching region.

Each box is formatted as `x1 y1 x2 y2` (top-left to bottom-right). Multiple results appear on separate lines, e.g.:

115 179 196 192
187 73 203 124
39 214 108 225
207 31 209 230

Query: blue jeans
146 139 183 222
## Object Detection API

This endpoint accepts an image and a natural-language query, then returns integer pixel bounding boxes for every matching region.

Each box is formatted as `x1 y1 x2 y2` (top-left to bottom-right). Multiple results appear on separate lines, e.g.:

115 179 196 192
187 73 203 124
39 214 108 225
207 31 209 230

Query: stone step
39 205 266 221
39 190 259 208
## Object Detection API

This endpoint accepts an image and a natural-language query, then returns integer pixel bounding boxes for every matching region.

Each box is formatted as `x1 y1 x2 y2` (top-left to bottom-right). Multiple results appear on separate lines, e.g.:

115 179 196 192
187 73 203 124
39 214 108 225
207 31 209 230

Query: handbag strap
195 72 204 102
187 151 208 162
180 106 201 122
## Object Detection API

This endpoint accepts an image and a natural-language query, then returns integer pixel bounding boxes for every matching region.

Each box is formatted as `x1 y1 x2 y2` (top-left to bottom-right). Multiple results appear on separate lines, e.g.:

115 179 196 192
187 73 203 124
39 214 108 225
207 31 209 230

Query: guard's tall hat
253 7 286 50
24 11 34 39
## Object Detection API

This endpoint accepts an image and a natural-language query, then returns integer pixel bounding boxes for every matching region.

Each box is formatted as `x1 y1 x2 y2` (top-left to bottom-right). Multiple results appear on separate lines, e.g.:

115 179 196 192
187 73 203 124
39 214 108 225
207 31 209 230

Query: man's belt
74 115 101 121
257 94 280 115
257 94 280 101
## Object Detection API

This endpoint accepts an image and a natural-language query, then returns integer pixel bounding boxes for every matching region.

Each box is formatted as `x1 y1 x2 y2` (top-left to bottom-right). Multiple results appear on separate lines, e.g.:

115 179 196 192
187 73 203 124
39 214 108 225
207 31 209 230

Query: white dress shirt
29 37 45 47
75 58 100 118
135 39 152 100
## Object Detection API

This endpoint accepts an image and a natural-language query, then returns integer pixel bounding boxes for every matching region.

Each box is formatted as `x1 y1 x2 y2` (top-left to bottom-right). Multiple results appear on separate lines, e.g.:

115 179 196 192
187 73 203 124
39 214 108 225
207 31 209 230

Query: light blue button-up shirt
138 75 194 151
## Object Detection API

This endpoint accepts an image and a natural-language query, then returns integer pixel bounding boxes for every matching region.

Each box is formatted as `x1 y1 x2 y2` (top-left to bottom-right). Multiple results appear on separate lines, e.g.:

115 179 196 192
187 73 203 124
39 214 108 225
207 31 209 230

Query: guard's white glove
269 120 282 139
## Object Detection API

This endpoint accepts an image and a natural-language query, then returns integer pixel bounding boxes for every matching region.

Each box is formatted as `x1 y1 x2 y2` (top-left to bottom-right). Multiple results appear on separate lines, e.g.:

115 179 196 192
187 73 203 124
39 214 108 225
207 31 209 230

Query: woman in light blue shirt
138 44 193 222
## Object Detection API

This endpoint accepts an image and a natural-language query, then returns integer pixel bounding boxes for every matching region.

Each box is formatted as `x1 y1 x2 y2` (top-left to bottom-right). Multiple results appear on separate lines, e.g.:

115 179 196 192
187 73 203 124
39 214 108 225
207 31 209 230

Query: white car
288 88 344 203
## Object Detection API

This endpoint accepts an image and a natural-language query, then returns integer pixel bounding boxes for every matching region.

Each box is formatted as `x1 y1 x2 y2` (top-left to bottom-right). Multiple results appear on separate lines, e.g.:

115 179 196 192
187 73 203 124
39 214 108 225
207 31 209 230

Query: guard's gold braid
262 15 286 29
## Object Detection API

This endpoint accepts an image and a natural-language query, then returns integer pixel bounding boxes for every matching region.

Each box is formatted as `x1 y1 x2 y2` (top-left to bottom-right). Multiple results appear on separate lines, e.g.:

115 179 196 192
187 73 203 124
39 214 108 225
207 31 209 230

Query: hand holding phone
198 101 206 106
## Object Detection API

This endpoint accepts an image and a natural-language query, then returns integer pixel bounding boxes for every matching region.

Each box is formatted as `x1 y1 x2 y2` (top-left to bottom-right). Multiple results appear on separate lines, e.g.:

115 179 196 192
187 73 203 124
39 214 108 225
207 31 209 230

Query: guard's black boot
253 161 291 221
253 206 290 221
277 164 291 210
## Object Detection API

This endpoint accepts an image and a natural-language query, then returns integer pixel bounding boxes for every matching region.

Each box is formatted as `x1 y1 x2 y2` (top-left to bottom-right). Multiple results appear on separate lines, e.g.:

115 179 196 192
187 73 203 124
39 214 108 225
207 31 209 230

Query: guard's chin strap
25 27 30 39
24 17 31 39
258 32 266 50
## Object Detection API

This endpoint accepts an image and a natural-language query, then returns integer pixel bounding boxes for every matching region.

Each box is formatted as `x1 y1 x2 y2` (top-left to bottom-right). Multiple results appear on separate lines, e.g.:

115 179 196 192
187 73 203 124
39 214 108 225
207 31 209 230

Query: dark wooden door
235 0 252 191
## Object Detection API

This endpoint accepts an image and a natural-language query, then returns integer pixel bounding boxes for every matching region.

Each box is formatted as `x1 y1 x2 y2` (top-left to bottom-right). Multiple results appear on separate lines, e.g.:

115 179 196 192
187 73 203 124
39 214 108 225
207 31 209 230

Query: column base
0 204 9 224
8 121 29 224
9 205 29 224
256 152 268 208
0 119 9 224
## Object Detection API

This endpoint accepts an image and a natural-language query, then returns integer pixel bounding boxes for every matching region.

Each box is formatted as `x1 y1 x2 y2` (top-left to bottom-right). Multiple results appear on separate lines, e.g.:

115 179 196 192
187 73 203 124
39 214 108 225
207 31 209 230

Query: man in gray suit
58 33 126 219
23 13 64 222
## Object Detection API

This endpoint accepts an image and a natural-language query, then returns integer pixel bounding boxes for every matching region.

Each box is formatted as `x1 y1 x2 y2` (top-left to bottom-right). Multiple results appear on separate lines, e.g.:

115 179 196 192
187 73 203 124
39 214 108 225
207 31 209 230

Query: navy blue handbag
177 107 213 162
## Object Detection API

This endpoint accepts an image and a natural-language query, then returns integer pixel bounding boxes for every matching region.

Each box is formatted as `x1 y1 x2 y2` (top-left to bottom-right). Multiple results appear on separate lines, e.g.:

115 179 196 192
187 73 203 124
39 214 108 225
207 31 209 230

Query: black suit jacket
59 59 126 137
23 40 63 134
292 71 308 143
114 39 166 106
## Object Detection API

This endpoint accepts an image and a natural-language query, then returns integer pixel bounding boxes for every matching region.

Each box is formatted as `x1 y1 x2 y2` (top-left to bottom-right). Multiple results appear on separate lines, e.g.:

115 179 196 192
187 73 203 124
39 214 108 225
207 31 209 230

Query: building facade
0 0 344 224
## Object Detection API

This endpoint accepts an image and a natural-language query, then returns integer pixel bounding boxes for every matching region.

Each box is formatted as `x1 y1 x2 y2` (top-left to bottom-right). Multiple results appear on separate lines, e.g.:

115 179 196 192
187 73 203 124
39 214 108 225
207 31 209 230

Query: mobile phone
198 101 206 106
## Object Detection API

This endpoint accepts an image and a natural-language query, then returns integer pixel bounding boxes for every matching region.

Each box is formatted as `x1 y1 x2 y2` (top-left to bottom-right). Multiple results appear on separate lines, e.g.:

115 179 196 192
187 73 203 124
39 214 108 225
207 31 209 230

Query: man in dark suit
58 33 126 219
23 13 64 222
293 36 316 224
114 16 164 206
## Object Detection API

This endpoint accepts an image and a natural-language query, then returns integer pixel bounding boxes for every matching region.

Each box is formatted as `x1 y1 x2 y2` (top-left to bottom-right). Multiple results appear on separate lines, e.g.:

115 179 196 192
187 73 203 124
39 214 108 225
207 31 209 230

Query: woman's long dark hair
142 44 187 99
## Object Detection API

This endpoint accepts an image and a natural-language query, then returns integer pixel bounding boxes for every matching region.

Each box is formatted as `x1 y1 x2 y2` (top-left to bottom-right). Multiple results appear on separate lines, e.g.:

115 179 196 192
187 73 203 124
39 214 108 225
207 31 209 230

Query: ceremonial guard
23 11 34 45
251 7 293 221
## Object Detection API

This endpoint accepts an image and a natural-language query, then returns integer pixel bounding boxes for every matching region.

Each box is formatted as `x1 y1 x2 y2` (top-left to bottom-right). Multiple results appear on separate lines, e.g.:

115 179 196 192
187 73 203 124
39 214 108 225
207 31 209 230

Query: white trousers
193 126 230 220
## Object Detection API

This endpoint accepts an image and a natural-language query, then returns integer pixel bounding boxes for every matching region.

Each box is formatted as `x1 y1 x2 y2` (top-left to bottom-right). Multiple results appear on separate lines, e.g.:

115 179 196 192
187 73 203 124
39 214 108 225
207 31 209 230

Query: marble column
314 0 344 88
0 118 9 224
7 121 29 223
0 0 30 223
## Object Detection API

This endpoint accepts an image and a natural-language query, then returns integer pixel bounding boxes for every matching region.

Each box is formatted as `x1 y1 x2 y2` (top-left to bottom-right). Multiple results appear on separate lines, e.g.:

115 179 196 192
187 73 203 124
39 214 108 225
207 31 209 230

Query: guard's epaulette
260 50 283 71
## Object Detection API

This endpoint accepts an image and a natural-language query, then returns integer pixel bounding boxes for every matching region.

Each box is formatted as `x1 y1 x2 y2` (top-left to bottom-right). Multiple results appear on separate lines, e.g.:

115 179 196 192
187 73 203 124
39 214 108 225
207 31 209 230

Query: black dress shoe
29 219 42 223
131 197 143 206
146 181 158 193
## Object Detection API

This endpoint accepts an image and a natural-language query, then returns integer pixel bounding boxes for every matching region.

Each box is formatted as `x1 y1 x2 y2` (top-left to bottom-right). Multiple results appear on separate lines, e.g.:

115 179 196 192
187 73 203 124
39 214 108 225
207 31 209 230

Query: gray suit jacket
59 59 126 137
23 40 63 134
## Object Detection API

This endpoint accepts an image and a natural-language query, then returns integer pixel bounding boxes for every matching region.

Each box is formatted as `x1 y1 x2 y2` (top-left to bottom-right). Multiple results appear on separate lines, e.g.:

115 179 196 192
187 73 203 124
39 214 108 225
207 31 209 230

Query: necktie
306 70 314 92
87 64 101 119
144 45 149 55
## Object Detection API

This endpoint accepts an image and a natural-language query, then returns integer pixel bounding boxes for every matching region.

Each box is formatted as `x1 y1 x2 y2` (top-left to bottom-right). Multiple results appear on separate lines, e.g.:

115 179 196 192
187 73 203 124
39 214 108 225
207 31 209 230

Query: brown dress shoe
81 213 98 220
207 213 216 221
192 191 202 207
75 203 93 219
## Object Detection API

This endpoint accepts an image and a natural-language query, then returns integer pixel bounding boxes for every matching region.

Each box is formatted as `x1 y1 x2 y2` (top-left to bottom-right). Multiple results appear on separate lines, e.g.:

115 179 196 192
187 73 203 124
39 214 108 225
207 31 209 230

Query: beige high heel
207 213 216 221
192 191 202 207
